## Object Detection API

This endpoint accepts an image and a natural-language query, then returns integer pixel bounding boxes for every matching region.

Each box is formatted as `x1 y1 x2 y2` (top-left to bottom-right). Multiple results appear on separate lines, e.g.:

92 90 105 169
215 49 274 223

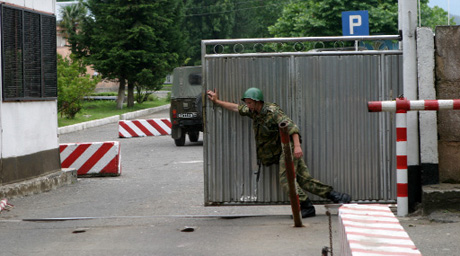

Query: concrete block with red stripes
60 141 121 177
338 204 422 256
118 119 172 138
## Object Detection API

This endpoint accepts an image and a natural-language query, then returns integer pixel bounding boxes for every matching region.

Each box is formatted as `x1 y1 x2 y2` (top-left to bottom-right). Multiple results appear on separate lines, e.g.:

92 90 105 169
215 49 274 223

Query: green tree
182 0 235 65
73 0 185 109
58 1 87 53
231 0 289 39
57 54 100 119
269 0 455 38
419 0 456 29
182 0 289 65
269 0 398 38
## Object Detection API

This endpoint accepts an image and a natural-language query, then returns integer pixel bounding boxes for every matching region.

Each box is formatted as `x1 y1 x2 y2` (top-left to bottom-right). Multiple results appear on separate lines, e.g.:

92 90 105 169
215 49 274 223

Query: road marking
175 160 203 164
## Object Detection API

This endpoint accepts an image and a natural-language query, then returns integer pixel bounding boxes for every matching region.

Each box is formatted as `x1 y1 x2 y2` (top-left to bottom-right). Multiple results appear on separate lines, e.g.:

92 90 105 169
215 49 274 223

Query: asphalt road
1 108 460 255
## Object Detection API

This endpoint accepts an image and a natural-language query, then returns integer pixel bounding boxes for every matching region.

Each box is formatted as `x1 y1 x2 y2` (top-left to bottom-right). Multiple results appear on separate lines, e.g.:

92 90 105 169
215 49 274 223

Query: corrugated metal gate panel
204 53 402 205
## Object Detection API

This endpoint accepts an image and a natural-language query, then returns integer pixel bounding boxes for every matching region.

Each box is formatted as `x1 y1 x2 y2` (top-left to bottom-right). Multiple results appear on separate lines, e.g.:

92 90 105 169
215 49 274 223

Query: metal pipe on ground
279 121 303 227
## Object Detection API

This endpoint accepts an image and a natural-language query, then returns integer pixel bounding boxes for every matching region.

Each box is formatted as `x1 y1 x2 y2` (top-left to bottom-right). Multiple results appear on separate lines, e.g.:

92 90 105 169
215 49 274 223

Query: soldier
207 87 351 218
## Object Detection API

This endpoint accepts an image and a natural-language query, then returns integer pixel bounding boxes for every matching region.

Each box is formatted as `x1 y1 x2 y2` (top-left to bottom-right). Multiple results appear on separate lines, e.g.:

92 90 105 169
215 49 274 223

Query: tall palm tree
59 1 87 51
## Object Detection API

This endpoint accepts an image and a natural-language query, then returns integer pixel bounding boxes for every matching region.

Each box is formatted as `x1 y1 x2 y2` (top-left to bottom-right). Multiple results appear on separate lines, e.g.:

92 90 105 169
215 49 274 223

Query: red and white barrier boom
368 97 460 216
368 98 460 112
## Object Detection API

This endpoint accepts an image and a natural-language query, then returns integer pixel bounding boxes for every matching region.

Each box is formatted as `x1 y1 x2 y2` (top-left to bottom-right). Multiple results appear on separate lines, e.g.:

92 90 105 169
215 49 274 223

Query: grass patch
58 98 170 127
160 84 172 91
90 92 118 96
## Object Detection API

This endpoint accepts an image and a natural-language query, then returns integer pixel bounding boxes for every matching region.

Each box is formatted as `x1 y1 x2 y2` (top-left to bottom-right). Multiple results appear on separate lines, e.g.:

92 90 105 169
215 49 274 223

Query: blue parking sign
342 11 369 36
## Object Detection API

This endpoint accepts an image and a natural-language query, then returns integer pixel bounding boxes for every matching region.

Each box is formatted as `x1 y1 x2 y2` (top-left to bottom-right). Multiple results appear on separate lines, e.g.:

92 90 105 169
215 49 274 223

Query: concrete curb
58 115 120 135
58 104 170 135
0 168 77 199
422 183 460 216
120 104 170 120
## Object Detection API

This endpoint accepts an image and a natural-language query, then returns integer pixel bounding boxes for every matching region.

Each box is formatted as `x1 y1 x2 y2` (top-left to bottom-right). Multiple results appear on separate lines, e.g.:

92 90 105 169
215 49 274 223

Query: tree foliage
231 0 289 39
269 0 399 37
419 0 456 29
61 0 456 110
57 54 100 119
72 0 185 109
182 0 235 65
58 1 87 53
269 0 455 38
182 0 289 65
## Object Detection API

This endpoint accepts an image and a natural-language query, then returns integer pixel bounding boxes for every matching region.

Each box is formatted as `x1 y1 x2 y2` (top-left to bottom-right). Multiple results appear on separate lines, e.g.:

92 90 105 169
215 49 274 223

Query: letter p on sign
342 11 369 36
349 15 361 34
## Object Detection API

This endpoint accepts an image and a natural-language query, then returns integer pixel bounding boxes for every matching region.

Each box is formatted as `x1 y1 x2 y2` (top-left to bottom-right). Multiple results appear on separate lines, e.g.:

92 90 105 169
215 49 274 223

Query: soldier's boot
327 191 351 204
300 199 316 218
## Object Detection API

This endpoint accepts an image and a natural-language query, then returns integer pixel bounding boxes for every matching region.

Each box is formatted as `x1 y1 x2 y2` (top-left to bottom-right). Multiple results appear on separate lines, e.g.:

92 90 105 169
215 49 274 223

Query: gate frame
202 35 402 206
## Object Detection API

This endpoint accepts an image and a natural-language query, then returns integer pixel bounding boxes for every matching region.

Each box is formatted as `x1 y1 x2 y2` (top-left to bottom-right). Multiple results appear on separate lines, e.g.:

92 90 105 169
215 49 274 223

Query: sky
428 0 460 16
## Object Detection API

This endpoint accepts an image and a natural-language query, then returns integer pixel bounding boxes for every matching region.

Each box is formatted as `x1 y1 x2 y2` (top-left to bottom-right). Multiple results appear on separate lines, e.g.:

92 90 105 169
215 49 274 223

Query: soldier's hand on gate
207 89 218 103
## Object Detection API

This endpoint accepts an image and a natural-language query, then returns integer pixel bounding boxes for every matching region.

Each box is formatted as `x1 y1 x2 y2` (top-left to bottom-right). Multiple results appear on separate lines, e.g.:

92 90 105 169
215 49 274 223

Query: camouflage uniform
238 102 333 202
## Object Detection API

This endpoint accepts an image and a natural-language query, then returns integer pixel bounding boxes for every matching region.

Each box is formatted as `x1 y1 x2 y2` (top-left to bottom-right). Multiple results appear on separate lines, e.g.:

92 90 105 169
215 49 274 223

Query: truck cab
169 66 203 146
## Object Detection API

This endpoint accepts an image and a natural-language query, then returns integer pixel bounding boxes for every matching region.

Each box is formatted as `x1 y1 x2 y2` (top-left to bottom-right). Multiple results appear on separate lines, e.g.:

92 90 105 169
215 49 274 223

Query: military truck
169 66 203 146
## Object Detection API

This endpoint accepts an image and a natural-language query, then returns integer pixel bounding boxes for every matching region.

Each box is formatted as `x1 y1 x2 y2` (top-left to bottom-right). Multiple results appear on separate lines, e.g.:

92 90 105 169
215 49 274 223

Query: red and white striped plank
119 119 172 138
368 98 460 112
339 204 422 256
60 141 121 177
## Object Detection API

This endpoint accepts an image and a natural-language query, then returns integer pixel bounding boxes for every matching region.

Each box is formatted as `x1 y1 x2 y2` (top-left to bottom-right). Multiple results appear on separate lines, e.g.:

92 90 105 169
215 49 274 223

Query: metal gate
202 36 402 205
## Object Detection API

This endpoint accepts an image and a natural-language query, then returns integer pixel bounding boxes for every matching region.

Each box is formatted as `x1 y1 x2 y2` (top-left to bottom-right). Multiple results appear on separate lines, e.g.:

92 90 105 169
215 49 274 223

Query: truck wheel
175 132 186 146
189 131 199 142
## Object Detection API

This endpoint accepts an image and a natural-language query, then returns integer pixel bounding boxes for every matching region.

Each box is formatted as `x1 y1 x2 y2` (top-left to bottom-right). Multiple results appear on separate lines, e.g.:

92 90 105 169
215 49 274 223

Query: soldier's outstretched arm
292 133 303 159
207 89 238 112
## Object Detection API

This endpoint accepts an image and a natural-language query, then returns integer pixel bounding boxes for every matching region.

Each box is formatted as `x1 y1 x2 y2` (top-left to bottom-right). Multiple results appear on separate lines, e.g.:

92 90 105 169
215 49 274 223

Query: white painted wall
1 101 59 158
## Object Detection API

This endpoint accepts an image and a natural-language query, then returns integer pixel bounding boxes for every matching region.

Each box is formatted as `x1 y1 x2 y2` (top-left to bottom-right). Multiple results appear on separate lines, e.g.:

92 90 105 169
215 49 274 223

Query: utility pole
448 0 450 25
398 0 420 215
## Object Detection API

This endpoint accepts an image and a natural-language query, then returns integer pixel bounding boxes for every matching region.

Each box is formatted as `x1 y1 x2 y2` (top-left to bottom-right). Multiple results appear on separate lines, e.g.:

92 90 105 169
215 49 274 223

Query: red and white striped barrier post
396 109 408 216
368 97 460 216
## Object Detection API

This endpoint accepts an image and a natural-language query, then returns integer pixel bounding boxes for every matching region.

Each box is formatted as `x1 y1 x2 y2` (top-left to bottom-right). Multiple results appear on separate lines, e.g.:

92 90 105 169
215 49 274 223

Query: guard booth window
1 5 57 101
